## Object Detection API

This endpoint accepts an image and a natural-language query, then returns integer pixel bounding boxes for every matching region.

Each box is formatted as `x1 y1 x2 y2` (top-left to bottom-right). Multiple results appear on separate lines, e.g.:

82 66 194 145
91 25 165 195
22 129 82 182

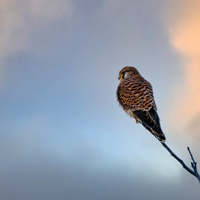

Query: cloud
102 0 123 14
165 0 200 133
0 0 74 82
0 150 199 200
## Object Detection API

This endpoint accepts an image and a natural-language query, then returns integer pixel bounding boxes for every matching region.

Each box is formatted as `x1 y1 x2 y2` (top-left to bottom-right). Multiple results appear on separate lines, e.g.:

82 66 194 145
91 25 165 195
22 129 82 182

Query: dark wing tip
133 109 166 142
158 133 166 143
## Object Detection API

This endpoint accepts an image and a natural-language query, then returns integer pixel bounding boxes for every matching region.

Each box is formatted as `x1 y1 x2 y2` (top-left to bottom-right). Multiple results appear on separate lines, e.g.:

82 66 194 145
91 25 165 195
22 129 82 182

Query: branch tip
161 143 200 184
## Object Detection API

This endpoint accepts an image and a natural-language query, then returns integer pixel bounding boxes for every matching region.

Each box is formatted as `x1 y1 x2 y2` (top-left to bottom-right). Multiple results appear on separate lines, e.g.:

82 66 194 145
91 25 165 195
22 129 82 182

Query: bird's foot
133 115 138 124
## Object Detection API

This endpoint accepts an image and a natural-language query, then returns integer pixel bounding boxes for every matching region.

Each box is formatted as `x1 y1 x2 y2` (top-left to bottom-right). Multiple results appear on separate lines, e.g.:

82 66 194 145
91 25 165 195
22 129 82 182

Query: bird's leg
133 115 138 124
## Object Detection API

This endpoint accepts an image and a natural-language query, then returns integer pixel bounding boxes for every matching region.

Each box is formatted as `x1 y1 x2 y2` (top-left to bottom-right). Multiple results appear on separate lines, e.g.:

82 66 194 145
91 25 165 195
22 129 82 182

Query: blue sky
0 0 200 199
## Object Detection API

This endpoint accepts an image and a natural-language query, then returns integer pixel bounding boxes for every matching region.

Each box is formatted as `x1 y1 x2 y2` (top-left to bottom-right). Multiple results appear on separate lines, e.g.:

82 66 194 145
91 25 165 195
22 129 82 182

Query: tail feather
142 122 166 142
133 108 166 142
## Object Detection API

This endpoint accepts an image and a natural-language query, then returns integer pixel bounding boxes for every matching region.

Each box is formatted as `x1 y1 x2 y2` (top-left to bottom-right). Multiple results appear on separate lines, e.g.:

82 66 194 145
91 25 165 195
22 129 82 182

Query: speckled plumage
117 66 166 142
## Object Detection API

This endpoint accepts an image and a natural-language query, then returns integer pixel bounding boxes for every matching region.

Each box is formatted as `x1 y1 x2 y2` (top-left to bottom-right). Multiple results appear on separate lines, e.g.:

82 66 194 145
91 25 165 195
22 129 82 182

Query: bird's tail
142 122 166 143
133 108 166 143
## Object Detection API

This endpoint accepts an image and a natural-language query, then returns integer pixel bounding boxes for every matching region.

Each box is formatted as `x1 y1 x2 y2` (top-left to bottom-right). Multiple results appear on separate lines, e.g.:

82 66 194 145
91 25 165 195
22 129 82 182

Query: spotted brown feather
117 75 156 112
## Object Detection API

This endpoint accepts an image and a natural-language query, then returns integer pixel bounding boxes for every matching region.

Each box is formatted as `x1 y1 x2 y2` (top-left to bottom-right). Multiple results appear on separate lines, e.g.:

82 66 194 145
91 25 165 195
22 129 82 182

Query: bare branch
187 147 200 183
161 143 200 184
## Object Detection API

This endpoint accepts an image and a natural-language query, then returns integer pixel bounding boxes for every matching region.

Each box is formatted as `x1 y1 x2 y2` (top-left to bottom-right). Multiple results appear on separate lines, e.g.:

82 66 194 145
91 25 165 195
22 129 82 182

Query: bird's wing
117 76 157 112
133 108 158 126
133 108 166 142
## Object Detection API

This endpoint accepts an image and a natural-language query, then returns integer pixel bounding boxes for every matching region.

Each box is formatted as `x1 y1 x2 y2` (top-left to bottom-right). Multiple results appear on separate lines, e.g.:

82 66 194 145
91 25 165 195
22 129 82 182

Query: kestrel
117 66 166 142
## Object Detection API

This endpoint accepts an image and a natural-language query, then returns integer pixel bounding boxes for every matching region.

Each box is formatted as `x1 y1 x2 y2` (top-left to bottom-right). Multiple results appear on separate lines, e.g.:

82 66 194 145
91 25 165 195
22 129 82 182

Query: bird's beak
118 74 121 80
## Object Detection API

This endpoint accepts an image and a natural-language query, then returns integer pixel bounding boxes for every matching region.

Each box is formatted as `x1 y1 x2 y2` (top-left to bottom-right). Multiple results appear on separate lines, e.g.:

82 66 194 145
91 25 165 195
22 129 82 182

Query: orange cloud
166 0 200 131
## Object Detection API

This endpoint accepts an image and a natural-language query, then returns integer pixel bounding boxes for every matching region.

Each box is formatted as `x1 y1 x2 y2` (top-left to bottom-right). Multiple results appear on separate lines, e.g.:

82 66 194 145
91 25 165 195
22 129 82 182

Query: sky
0 0 200 199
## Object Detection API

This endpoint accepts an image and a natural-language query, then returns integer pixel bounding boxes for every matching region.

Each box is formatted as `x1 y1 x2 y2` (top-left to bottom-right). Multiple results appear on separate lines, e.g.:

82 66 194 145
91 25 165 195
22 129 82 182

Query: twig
161 143 200 184
187 147 200 183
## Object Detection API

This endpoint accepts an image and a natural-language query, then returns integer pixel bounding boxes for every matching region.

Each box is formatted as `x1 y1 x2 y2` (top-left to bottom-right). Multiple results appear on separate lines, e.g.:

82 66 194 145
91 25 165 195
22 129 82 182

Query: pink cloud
165 0 200 132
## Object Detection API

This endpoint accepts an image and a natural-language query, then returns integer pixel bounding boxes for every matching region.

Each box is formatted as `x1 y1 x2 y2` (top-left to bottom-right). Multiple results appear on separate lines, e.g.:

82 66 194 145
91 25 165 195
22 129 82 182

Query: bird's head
118 66 140 82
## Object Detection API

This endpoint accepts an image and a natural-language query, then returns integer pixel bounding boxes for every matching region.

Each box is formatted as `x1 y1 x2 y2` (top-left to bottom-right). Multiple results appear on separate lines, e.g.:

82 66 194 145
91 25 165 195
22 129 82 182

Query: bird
117 66 166 142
